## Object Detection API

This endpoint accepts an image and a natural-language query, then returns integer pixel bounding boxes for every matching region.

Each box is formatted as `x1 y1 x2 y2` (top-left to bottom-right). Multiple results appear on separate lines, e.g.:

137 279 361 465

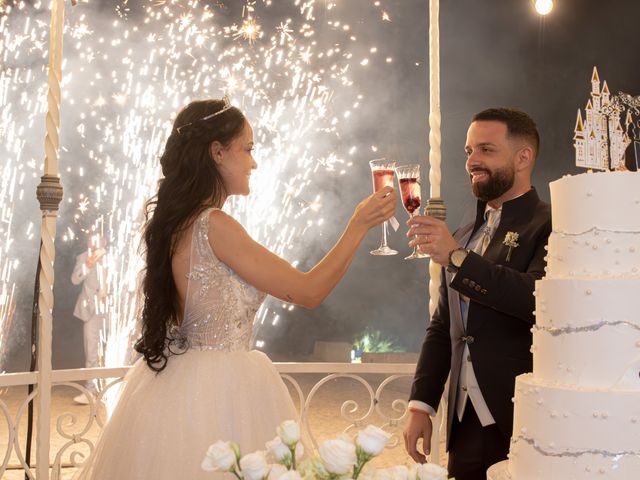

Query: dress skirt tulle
74 349 298 479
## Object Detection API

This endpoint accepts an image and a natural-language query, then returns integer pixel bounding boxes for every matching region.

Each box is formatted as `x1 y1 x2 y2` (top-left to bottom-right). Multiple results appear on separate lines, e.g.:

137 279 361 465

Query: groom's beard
470 163 515 202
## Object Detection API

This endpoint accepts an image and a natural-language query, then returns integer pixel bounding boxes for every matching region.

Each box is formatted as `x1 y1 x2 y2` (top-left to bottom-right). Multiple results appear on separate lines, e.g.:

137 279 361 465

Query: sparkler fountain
0 0 412 370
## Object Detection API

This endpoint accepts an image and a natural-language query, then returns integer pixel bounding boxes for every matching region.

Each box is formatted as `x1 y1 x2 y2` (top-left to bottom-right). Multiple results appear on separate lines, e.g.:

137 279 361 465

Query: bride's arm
208 186 396 308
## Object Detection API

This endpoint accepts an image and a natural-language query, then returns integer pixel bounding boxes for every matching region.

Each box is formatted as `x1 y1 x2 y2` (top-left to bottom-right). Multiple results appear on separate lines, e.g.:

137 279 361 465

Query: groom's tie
460 207 499 307
475 207 499 256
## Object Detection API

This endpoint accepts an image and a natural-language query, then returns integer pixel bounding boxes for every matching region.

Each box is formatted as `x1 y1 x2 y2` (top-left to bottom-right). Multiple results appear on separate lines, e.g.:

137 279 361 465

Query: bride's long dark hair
134 99 246 372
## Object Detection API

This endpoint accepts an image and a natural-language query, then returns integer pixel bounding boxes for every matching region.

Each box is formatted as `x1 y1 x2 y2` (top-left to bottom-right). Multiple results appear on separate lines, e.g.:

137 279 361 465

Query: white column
425 0 447 466
36 0 66 478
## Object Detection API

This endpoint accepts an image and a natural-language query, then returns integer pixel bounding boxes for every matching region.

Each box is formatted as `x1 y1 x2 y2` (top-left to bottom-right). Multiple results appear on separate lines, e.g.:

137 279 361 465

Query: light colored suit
71 251 107 381
71 251 107 321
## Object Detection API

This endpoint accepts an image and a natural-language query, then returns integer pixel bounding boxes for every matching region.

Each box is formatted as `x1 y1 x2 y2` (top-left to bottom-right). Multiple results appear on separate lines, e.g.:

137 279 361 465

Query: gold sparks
236 17 261 44
276 21 294 44
93 96 107 107
78 198 90 215
112 93 127 105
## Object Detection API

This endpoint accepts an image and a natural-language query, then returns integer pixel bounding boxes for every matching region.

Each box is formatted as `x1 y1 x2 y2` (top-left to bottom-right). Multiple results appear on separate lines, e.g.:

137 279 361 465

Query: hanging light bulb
534 0 554 15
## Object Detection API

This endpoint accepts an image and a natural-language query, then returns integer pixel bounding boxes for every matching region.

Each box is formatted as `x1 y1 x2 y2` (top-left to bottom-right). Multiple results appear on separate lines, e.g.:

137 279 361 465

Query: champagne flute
395 164 429 259
369 158 398 256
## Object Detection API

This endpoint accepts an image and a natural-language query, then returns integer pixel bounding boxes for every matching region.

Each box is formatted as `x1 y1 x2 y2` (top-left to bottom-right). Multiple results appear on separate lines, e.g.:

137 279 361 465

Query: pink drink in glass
399 177 421 214
395 164 428 259
372 169 395 192
368 158 398 256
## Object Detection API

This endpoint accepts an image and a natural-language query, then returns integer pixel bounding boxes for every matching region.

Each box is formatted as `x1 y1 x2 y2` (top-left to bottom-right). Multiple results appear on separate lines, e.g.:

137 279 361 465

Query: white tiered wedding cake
490 170 640 479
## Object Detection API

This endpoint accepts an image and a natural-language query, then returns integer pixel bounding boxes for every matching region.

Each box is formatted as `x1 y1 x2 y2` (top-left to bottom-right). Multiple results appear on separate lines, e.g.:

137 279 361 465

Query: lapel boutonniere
502 231 520 262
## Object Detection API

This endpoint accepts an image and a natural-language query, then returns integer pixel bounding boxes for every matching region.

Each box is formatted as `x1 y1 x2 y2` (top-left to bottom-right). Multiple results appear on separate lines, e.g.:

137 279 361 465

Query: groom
403 108 551 479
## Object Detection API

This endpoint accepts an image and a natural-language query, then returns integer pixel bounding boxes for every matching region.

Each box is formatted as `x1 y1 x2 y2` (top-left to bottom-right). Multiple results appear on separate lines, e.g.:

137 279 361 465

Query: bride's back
170 208 266 351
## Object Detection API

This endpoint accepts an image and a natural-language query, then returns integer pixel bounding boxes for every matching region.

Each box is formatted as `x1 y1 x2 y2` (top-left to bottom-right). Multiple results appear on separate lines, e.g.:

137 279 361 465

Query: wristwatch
447 248 469 273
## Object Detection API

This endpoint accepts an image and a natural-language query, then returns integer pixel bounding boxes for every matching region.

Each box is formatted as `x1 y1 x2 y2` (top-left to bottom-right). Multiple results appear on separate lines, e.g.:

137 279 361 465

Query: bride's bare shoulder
207 209 249 239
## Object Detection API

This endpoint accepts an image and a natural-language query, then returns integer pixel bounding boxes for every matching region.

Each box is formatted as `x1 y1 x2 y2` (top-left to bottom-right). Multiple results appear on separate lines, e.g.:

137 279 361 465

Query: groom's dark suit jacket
410 188 551 445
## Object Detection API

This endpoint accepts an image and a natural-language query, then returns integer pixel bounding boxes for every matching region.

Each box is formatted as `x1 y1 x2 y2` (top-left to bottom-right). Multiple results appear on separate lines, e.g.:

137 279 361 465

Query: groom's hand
403 410 433 463
407 215 457 266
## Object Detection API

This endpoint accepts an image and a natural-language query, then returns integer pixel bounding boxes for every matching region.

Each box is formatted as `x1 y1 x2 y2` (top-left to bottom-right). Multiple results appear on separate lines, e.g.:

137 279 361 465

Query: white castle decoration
573 66 635 171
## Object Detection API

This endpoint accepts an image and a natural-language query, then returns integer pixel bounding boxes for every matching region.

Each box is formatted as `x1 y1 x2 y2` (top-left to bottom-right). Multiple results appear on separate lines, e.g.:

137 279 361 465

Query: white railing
0 363 445 478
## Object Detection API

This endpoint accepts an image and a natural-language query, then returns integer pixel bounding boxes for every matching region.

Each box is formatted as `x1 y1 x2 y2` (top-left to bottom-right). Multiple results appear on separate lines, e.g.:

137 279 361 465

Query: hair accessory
176 95 233 135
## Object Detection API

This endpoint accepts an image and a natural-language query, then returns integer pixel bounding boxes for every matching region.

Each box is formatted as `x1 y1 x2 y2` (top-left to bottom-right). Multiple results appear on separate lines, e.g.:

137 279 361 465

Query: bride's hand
351 186 396 230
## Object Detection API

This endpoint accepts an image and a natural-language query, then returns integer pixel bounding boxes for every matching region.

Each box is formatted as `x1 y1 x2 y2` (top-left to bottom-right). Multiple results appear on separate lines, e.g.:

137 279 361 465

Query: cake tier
550 171 640 234
535 277 640 330
545 229 640 278
508 439 640 480
508 374 640 480
533 278 640 388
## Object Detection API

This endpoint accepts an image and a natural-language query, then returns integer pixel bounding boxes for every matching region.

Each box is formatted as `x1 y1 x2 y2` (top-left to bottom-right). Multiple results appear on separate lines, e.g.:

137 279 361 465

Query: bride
75 98 396 479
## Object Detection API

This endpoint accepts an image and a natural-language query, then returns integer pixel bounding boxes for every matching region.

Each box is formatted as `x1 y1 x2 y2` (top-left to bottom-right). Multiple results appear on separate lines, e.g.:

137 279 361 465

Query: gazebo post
35 0 66 477
424 0 447 466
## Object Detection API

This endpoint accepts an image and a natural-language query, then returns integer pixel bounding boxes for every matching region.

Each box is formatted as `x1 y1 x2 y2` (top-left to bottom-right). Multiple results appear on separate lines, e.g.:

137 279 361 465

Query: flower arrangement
502 231 520 261
202 420 450 480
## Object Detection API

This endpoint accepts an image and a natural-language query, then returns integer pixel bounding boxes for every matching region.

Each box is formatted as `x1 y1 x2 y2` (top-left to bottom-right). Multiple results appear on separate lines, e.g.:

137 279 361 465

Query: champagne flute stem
405 210 428 259
410 212 419 256
380 220 389 248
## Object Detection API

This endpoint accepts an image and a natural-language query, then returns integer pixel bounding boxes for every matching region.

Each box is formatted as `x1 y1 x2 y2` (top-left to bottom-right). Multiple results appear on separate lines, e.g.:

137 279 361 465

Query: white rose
266 436 291 462
277 420 301 447
266 436 305 464
318 438 357 475
375 466 409 480
356 425 391 456
267 464 288 479
297 456 328 478
239 451 269 480
413 463 448 480
201 440 237 472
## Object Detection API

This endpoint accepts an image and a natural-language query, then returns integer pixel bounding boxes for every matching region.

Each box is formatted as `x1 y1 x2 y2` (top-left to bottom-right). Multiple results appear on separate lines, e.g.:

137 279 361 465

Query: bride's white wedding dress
75 208 299 479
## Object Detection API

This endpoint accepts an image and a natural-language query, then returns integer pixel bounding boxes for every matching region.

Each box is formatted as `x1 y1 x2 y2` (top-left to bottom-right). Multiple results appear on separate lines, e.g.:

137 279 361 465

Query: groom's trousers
447 403 509 480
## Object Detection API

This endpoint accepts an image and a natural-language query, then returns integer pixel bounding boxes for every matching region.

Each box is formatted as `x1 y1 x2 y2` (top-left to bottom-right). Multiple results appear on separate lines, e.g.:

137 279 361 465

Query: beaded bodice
177 208 266 351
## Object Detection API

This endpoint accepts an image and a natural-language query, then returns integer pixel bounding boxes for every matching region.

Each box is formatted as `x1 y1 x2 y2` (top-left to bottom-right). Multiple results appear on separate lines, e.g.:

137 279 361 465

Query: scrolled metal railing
0 362 445 477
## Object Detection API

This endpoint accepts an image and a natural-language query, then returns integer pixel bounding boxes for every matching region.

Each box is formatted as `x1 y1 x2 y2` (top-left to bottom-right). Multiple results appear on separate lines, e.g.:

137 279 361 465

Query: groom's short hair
472 108 540 159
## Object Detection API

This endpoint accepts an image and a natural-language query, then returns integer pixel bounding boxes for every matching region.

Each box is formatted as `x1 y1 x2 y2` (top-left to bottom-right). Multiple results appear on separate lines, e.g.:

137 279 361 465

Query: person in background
71 233 108 405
